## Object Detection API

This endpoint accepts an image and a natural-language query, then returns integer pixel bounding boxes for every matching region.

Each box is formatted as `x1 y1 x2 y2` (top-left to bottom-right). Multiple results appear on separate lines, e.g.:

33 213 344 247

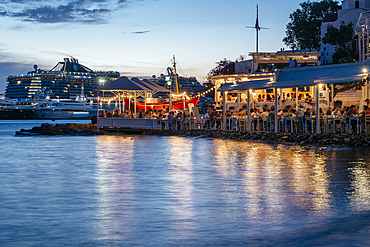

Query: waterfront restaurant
220 61 370 133
96 77 170 130
94 62 370 134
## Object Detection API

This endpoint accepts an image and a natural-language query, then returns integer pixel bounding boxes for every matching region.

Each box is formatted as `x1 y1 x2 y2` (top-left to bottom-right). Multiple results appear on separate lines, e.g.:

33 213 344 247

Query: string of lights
97 82 223 104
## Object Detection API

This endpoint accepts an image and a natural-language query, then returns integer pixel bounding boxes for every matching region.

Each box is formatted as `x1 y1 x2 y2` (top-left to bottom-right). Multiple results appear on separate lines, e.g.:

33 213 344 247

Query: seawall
15 123 370 147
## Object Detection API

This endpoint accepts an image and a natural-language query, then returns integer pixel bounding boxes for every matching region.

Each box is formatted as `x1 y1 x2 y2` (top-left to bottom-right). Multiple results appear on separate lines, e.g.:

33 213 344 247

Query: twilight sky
0 0 322 94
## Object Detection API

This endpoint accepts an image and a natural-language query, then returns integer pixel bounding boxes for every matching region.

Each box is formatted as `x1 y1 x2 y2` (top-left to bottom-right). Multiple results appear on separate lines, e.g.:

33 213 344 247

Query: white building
249 50 319 71
235 60 253 74
321 0 370 63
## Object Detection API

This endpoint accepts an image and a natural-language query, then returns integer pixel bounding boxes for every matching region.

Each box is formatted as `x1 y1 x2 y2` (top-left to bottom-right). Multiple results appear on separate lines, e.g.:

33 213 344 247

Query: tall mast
248 4 269 53
245 5 269 70
173 55 179 94
256 5 259 53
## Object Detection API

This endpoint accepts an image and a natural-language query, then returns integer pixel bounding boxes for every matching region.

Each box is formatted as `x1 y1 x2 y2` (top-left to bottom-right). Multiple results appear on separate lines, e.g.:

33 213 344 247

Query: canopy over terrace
131 77 170 92
273 61 369 88
131 77 171 111
209 72 275 107
219 79 274 93
219 61 370 133
96 76 169 114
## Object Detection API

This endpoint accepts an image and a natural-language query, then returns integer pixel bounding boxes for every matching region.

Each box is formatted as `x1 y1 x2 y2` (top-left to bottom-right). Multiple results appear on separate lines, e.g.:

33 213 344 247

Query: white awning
272 61 369 88
219 79 273 92
219 61 369 93
314 75 364 84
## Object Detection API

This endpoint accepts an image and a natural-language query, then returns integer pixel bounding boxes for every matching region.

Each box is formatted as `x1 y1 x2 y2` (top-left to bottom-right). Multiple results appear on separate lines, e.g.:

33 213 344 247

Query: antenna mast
245 5 269 53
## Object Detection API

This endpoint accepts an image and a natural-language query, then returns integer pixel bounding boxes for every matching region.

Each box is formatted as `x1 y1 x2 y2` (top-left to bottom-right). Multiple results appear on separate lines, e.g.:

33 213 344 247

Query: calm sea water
1 120 370 246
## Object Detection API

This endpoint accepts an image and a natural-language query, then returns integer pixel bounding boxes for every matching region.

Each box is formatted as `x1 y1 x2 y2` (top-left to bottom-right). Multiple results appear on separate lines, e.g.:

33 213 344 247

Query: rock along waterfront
15 123 370 147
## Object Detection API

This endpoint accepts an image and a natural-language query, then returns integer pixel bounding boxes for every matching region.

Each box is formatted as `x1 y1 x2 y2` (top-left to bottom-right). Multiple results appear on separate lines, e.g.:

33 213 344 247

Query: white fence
98 117 158 129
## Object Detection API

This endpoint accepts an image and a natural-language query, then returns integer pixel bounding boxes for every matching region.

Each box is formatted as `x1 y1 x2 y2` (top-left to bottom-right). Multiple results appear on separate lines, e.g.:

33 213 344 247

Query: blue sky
0 0 322 94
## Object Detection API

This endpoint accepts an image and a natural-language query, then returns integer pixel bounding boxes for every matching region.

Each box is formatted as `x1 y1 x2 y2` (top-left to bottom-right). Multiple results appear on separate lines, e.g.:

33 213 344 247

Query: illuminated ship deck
5 58 120 100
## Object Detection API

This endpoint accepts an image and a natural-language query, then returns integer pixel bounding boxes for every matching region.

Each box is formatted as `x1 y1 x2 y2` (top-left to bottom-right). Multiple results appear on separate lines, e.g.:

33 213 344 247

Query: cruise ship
5 57 120 100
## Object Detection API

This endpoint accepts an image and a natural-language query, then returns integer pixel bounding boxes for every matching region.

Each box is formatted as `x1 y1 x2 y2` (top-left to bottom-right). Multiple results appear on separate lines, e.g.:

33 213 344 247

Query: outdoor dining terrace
215 114 370 134
96 111 370 135
97 60 370 137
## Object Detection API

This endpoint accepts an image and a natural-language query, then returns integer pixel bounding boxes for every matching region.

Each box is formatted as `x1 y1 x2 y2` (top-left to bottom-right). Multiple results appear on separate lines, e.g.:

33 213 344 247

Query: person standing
304 108 312 132
167 111 174 130
204 110 210 129
296 105 304 132
288 58 298 68
157 113 164 129
358 98 369 113
321 47 328 64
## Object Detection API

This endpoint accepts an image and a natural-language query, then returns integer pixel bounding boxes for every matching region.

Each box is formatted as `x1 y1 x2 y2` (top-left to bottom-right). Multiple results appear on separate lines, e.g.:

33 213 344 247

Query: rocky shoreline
16 123 101 136
143 129 370 146
15 123 370 146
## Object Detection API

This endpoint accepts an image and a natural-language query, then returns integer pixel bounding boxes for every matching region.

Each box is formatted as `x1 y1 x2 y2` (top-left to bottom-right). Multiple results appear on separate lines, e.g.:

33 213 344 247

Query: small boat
0 98 17 108
35 100 96 120
0 98 53 120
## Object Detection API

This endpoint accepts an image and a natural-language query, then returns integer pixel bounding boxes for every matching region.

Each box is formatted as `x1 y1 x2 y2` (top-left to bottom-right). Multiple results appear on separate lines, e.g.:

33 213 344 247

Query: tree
283 0 341 50
207 59 235 78
322 21 357 63
322 21 361 98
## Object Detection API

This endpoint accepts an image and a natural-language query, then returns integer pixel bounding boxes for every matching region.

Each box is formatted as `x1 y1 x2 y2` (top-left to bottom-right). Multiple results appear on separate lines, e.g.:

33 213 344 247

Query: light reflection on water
349 160 370 210
89 136 370 245
168 137 196 241
1 121 370 246
95 136 136 241
212 141 331 214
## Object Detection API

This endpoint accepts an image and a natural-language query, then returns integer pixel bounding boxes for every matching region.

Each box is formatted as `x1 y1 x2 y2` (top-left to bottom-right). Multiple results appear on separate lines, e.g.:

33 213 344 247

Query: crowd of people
99 109 161 119
226 92 313 103
256 92 312 103
98 98 370 133
99 108 200 130
224 98 370 133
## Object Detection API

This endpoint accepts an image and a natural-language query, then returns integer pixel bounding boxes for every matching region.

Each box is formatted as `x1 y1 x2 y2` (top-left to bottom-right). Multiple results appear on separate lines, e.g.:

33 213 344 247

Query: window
355 0 360 8
265 89 274 94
